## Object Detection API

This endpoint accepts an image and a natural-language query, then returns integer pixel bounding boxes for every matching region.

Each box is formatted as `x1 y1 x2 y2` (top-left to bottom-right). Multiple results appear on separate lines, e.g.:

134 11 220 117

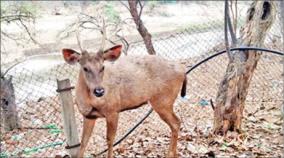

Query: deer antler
76 18 84 52
115 29 129 55
99 19 106 53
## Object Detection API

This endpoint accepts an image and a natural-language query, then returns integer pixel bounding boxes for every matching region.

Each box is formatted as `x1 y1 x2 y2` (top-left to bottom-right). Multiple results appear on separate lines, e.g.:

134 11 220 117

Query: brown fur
62 45 187 158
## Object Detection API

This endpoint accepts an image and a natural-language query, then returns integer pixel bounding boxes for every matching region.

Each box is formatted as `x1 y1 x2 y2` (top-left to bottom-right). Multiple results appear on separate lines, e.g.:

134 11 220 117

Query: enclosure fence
1 4 283 157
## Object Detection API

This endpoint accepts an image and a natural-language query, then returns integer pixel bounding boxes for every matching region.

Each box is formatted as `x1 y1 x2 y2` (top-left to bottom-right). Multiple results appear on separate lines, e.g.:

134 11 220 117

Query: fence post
0 76 20 131
56 79 80 157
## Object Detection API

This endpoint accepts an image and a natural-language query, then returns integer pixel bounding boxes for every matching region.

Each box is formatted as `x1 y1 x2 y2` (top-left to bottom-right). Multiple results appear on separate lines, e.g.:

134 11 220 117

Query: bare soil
1 52 283 157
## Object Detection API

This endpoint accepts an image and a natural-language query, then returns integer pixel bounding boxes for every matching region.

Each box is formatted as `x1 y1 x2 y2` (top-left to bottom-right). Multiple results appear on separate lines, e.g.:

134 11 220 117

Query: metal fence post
56 79 80 157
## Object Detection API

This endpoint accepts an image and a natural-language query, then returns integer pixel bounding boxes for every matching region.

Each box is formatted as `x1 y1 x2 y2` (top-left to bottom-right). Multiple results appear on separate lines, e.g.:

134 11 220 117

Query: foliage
104 3 121 24
1 1 39 23
159 0 177 4
1 1 40 51
147 1 158 12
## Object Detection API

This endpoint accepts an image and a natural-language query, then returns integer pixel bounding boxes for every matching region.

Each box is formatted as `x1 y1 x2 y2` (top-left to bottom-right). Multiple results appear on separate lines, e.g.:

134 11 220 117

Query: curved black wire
186 47 284 74
3 46 283 156
94 107 153 156
95 46 283 156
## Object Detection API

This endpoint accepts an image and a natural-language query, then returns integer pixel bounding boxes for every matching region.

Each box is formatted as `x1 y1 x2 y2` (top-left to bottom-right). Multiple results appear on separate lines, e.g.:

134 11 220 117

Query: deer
61 23 187 158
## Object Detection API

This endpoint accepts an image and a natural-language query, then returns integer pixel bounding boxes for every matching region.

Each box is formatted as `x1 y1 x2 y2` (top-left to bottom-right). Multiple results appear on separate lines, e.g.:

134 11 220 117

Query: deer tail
181 74 187 97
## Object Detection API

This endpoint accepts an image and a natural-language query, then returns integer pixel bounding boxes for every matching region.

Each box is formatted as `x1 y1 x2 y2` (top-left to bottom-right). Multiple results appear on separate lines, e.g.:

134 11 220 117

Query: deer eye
100 66 105 72
83 67 89 72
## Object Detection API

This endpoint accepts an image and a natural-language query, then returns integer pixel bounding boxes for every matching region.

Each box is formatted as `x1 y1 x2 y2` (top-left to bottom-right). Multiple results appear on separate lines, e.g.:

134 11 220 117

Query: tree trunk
0 76 20 131
213 1 276 134
280 0 284 131
128 0 156 55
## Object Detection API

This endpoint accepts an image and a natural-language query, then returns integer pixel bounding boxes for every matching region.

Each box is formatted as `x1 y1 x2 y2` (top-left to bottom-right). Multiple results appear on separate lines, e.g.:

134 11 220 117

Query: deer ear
103 45 122 61
62 49 81 65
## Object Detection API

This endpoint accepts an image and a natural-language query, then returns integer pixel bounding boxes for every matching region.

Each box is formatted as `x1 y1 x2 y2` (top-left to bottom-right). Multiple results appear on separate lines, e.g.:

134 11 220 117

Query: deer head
62 45 122 97
62 19 124 97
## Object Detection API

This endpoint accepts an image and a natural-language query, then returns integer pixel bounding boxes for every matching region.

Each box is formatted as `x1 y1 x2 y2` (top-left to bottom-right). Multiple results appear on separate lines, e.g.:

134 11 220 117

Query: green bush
104 3 120 24
148 1 158 12
18 2 39 16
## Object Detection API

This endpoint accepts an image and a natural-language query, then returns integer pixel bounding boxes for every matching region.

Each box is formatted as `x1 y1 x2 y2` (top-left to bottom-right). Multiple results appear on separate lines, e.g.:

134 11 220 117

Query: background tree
127 0 156 55
57 2 130 55
280 0 284 122
1 1 39 52
213 1 276 134
0 75 19 131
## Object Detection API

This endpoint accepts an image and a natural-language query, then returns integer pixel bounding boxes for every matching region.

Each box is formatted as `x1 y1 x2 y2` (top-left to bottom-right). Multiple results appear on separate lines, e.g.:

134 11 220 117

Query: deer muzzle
93 87 105 97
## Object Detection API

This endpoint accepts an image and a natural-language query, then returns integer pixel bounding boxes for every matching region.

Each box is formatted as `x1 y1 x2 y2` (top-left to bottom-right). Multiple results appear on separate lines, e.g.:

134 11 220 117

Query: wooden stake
57 79 80 157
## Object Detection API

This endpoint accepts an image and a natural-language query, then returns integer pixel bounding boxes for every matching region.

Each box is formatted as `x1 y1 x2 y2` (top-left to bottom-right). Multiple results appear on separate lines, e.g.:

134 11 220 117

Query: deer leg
151 101 180 158
106 113 118 158
160 110 180 158
77 118 95 158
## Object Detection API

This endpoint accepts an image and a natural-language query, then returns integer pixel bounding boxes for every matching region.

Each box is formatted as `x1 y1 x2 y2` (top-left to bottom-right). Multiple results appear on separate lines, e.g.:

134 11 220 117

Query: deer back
75 54 186 115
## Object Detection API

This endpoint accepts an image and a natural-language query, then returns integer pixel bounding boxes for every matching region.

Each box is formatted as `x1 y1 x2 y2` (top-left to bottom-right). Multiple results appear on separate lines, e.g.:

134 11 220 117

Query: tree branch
225 0 233 61
1 6 40 49
226 8 237 45
18 18 38 45
224 0 238 62
280 0 284 52
128 0 156 55
137 0 145 23
120 1 130 11
57 12 130 54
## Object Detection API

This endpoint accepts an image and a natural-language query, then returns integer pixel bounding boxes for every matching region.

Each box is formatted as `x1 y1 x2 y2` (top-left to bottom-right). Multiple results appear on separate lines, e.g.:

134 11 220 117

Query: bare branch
99 19 107 52
234 1 238 34
224 0 238 61
1 30 22 41
58 11 130 54
1 5 41 49
230 0 238 33
76 25 84 52
128 0 156 55
115 30 129 55
138 0 145 22
120 1 130 11
229 0 236 33
225 0 232 61
227 13 237 45
17 18 50 53
227 0 237 45
79 13 101 26
1 14 34 23
281 0 284 52
18 18 38 45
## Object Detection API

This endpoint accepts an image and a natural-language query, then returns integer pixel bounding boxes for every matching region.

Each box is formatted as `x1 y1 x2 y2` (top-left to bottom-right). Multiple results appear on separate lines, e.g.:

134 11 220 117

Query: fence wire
1 2 283 158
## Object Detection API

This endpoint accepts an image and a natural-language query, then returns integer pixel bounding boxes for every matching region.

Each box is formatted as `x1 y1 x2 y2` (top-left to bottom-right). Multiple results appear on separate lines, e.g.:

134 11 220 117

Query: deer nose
93 87 105 97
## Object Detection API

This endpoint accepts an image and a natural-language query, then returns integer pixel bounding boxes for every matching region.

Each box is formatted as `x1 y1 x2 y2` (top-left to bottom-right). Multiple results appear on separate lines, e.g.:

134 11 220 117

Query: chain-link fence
1 2 283 157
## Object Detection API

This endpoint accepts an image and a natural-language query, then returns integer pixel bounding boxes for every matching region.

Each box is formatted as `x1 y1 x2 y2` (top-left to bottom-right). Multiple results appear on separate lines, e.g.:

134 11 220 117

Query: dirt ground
1 52 283 157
